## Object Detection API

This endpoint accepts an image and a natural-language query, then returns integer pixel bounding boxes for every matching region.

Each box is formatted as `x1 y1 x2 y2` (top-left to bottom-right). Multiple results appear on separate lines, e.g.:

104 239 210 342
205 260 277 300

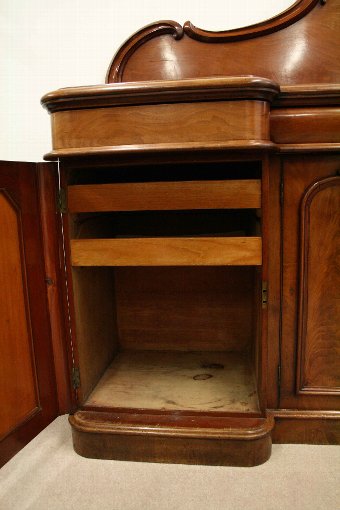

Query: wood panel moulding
0 190 39 440
297 176 340 395
271 107 340 145
70 411 274 466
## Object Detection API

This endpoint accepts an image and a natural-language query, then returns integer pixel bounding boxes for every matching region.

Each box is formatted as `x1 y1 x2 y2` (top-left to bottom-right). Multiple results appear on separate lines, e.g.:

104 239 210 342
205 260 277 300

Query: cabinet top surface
41 76 282 113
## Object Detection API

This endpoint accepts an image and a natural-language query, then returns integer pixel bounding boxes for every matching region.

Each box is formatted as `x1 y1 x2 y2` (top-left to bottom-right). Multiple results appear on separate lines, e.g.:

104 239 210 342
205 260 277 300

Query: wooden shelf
71 236 262 266
85 350 260 413
67 179 261 212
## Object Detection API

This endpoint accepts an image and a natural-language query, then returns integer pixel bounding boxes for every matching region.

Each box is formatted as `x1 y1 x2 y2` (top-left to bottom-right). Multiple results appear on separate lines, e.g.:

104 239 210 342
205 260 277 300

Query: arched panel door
281 155 340 411
0 161 58 467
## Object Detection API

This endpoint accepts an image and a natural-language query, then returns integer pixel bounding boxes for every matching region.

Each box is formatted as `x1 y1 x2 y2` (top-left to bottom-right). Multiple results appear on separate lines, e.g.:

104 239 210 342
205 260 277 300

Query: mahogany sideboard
1 0 339 467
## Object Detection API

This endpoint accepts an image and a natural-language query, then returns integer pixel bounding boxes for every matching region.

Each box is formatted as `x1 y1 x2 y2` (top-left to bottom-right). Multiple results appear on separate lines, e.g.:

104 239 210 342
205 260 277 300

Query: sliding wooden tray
67 179 261 212
71 236 262 266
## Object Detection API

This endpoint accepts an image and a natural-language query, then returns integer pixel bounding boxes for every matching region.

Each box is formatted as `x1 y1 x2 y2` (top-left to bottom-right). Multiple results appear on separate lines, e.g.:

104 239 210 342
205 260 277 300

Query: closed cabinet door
0 161 58 467
280 154 340 410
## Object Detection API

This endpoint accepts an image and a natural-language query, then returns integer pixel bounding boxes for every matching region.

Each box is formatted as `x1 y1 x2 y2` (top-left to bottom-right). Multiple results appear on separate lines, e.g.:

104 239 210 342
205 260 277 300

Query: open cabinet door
0 161 59 467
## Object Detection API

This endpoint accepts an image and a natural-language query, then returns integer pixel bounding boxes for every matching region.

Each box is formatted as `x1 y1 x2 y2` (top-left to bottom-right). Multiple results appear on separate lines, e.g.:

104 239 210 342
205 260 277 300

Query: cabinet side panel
72 268 119 401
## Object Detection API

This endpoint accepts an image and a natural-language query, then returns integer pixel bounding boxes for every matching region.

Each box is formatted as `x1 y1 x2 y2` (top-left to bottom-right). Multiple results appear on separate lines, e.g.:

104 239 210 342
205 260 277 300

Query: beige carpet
0 416 339 510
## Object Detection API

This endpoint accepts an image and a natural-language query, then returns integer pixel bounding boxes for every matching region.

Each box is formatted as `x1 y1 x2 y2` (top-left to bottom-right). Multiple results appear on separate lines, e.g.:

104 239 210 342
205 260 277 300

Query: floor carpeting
0 415 339 510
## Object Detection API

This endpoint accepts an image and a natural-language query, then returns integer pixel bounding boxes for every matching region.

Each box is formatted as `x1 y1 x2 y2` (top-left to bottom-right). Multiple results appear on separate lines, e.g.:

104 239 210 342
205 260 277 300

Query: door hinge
71 366 80 390
261 281 268 308
57 188 67 214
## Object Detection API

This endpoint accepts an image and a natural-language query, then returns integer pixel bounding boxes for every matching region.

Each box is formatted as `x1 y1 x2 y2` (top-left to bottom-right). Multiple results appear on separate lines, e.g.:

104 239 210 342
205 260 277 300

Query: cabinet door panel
297 177 340 394
0 161 58 467
0 191 39 437
281 155 340 410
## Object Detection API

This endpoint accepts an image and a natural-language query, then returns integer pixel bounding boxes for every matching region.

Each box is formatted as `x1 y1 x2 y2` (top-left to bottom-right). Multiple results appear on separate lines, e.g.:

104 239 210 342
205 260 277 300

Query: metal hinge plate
57 188 67 214
262 281 268 308
72 366 80 390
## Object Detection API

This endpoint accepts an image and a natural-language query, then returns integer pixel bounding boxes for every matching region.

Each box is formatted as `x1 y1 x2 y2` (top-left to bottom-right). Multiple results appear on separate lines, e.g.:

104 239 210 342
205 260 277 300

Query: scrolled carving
183 0 321 42
106 21 183 83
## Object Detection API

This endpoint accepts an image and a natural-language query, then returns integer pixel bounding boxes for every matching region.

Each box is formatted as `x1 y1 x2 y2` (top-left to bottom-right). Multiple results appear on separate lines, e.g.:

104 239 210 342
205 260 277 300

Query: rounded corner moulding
70 411 274 440
41 76 280 113
43 140 277 162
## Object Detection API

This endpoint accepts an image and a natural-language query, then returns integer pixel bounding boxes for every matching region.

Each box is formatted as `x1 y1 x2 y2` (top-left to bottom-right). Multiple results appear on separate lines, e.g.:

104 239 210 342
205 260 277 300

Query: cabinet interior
68 161 263 416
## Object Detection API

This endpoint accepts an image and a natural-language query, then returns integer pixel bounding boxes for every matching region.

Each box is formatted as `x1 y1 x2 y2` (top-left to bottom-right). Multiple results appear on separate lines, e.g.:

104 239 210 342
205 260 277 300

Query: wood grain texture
182 1 319 43
266 155 282 409
41 76 279 112
85 351 259 413
107 2 340 85
106 21 183 83
106 1 321 81
37 163 71 413
71 237 262 267
72 267 119 402
275 84 340 107
271 108 340 144
0 161 58 467
0 190 38 439
271 410 340 444
68 179 261 213
281 155 340 410
297 176 340 394
44 140 276 162
51 101 270 152
115 267 255 352
70 411 273 465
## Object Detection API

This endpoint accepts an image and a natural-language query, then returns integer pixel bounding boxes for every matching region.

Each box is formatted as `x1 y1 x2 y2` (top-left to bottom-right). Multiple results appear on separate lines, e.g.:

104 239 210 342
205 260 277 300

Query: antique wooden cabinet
1 0 339 466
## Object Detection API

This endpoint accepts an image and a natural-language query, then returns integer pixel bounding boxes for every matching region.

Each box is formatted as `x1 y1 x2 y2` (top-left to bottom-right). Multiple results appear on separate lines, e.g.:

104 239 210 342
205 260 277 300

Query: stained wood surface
71 411 273 465
85 351 259 413
271 410 340 445
281 155 340 410
68 179 261 213
0 191 38 439
44 140 276 162
0 161 58 467
51 101 269 153
38 163 71 413
72 267 119 401
42 76 279 112
115 267 255 352
266 155 281 409
271 108 340 144
297 177 340 394
71 237 262 266
108 2 340 85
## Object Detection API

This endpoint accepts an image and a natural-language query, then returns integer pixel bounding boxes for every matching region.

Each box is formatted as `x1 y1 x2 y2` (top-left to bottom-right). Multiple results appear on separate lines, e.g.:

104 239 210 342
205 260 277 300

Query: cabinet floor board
85 350 259 413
